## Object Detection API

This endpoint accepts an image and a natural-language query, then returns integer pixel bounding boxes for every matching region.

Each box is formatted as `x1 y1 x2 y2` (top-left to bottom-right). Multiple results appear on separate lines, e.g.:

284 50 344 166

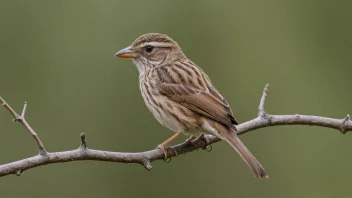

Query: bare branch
0 98 47 155
1 97 20 120
20 101 27 118
0 84 351 177
258 83 269 117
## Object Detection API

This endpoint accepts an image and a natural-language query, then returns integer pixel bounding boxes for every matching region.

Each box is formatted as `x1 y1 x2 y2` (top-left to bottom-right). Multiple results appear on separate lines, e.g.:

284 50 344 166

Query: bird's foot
156 131 183 161
196 134 211 151
157 144 168 160
156 144 176 162
184 136 196 147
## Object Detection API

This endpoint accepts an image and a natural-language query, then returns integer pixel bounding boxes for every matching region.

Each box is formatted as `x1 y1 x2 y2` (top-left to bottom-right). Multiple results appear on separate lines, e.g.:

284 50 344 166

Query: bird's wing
159 83 239 128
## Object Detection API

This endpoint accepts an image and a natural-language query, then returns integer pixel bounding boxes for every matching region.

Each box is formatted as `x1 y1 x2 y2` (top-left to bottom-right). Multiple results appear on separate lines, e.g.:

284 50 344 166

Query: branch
0 98 47 155
0 84 351 177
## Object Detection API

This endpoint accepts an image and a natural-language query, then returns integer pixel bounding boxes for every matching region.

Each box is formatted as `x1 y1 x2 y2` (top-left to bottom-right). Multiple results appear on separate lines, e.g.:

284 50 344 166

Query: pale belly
142 95 221 138
143 95 187 133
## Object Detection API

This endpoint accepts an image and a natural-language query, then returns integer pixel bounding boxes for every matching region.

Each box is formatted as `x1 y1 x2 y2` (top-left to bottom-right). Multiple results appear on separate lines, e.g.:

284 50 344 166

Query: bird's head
115 33 185 73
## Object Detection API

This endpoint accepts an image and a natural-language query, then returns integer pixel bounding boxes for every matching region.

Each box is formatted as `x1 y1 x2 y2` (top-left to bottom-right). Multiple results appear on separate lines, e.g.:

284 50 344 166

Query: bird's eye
145 45 154 53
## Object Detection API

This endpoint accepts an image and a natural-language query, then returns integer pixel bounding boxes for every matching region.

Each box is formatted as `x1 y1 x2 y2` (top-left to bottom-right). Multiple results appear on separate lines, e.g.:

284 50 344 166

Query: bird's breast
138 76 197 133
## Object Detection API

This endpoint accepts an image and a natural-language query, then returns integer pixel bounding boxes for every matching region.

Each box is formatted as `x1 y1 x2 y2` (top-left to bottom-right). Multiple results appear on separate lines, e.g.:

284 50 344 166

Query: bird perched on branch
115 33 267 179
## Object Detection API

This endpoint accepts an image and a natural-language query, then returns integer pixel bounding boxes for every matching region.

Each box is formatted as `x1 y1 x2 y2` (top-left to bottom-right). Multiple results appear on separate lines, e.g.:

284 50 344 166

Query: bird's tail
218 126 267 179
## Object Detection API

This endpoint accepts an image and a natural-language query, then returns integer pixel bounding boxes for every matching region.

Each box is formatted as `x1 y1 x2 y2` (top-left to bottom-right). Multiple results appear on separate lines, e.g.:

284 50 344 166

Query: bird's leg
157 131 183 160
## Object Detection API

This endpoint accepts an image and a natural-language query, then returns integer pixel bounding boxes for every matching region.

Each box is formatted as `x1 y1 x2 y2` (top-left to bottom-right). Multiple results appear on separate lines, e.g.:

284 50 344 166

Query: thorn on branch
340 114 350 134
143 160 152 170
80 133 87 149
344 114 350 123
16 170 22 176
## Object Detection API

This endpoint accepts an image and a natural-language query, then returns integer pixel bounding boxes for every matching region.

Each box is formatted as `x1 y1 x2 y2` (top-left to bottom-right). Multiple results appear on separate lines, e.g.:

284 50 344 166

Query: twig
0 98 47 155
0 84 351 177
258 83 269 117
80 133 87 149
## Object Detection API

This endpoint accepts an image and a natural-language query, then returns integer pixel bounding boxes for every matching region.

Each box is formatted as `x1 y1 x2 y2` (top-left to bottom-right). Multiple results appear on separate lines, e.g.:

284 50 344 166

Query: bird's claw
157 144 168 160
156 144 175 162
185 136 196 147
197 134 210 150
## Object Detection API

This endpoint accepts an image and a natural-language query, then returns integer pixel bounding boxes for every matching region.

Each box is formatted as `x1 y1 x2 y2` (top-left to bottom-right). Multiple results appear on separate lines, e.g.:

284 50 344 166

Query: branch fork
0 84 351 177
0 98 47 155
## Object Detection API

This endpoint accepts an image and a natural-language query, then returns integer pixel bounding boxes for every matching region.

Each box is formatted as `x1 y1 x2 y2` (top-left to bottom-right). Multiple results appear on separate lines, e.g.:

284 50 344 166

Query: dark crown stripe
132 33 175 47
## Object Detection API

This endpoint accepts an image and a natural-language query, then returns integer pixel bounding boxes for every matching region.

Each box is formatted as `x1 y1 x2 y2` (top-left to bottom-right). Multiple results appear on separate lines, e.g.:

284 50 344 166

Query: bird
115 33 267 179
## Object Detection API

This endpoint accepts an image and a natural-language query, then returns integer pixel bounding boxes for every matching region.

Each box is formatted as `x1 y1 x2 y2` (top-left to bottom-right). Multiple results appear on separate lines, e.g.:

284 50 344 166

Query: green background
1 0 352 197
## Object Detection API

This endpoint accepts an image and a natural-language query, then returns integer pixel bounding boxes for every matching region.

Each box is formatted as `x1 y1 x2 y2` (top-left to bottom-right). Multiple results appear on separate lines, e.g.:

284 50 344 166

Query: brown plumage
115 33 267 179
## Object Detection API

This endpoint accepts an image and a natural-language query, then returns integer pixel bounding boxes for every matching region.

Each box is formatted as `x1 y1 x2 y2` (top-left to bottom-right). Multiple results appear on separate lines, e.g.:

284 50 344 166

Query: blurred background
1 0 352 197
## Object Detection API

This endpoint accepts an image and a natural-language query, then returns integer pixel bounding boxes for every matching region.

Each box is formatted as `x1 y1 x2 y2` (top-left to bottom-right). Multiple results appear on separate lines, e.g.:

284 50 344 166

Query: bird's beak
114 46 137 58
